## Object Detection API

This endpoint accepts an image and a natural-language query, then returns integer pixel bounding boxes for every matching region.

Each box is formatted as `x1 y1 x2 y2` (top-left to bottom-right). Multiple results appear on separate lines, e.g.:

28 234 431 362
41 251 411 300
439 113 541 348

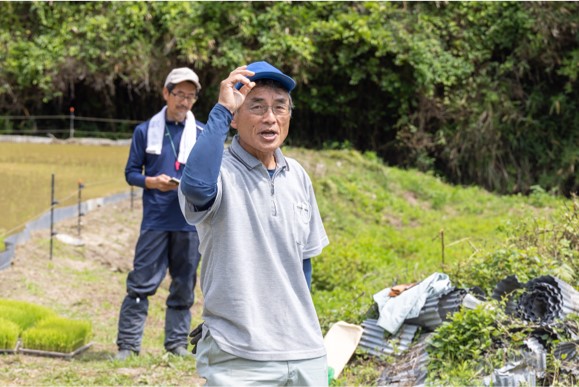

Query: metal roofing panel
359 319 419 357
377 332 432 387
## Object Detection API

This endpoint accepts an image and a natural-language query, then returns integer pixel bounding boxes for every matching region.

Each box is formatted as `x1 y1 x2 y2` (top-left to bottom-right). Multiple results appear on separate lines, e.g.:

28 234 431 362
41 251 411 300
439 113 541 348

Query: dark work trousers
116 229 201 352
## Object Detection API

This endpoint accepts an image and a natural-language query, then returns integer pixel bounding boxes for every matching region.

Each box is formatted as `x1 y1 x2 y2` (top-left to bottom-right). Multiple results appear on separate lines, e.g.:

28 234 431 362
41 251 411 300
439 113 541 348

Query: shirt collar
229 134 289 172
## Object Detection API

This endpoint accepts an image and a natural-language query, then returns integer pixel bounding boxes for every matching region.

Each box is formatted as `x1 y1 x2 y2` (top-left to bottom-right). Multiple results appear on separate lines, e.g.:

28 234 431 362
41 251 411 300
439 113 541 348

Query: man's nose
262 107 277 120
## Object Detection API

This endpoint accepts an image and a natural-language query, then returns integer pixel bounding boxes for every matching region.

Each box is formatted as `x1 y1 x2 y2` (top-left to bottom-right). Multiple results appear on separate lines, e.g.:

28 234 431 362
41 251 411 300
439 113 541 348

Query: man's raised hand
218 66 255 114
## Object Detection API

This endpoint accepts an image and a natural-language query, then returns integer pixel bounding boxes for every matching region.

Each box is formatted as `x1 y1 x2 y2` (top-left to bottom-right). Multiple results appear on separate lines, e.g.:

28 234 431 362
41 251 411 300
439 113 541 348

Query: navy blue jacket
125 117 204 231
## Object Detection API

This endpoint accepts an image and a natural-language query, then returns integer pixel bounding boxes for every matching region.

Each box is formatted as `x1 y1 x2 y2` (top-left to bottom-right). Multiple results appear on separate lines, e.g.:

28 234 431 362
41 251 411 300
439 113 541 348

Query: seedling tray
0 341 19 354
10 341 93 359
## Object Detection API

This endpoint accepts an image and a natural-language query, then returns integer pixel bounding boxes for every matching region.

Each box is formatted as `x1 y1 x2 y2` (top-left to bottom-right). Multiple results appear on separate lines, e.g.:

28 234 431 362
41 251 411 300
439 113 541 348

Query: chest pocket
293 201 311 246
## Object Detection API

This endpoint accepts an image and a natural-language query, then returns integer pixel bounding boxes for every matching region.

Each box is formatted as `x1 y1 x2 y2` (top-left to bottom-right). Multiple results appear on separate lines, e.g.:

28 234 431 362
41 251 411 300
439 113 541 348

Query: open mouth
259 130 278 140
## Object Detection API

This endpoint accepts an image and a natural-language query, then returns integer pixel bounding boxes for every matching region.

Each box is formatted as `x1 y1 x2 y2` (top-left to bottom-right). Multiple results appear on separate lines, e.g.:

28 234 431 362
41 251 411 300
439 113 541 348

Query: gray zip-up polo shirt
179 132 329 361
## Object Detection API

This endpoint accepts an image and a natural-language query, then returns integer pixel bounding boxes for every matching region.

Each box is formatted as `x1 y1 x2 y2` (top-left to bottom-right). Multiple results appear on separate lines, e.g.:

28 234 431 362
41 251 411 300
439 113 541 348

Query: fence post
77 180 85 237
50 174 59 260
440 229 445 269
69 107 75 138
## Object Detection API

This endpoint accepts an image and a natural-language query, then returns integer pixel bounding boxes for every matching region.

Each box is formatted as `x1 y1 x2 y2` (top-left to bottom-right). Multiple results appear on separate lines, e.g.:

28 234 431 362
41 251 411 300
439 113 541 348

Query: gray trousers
116 230 201 352
196 330 328 386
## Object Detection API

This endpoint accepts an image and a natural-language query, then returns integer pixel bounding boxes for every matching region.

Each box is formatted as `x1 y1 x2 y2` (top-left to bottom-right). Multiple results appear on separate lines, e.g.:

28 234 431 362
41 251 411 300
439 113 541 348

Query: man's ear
162 87 170 102
230 113 238 130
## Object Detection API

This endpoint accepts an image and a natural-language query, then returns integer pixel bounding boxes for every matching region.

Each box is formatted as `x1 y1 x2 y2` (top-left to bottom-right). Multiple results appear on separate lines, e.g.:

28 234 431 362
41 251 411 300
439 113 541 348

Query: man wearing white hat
115 67 204 360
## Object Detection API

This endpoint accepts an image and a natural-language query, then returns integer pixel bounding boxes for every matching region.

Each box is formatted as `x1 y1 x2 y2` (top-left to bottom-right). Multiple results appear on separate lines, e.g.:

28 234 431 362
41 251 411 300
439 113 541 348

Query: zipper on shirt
269 168 279 217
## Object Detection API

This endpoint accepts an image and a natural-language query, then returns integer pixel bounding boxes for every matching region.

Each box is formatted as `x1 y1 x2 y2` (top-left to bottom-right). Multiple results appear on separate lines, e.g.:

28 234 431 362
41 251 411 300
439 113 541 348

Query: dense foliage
1 1 577 195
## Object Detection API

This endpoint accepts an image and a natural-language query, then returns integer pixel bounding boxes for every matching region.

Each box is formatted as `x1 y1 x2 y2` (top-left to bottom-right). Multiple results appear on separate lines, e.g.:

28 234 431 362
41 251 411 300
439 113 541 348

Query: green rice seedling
0 142 129 236
0 299 56 330
0 305 39 332
21 316 92 353
0 317 20 350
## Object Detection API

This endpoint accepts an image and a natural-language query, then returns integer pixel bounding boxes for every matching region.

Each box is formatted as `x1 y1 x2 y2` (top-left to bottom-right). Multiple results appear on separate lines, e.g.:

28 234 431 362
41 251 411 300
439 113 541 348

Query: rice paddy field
0 141 130 239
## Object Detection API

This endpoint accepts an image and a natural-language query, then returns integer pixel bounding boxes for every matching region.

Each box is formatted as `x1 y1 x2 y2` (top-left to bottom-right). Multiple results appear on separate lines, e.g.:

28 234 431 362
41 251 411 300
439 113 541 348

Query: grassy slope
293 148 567 385
0 143 567 385
294 148 560 326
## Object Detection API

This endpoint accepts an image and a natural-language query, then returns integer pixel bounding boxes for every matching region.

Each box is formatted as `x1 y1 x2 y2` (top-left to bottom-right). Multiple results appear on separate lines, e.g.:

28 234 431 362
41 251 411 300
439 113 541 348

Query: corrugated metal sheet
405 288 483 331
554 341 579 377
358 319 419 357
483 361 537 387
492 275 525 315
377 333 432 387
523 337 547 378
366 273 578 385
482 337 549 386
405 296 444 331
439 288 468 319
539 276 579 319
492 275 579 323
518 276 579 323
554 341 578 361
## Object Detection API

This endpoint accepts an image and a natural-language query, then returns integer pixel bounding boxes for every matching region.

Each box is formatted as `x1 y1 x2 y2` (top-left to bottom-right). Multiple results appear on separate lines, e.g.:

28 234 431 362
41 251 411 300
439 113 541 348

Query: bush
451 195 579 293
427 304 507 385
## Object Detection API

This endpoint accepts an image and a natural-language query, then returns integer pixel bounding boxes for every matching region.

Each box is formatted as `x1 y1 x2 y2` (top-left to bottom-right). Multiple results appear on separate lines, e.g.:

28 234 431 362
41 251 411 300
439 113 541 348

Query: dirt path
0 198 204 385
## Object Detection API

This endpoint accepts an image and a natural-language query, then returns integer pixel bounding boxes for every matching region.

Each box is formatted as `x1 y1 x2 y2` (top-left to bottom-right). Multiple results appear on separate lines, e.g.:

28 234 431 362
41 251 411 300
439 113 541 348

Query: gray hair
253 79 294 109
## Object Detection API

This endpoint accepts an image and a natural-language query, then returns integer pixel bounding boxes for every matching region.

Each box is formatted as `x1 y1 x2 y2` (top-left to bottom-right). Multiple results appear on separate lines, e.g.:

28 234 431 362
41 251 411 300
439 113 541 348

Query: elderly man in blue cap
178 62 330 385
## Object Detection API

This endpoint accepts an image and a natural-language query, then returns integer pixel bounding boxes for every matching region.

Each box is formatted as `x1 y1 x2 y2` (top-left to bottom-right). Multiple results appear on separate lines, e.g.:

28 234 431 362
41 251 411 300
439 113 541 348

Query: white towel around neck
146 106 197 164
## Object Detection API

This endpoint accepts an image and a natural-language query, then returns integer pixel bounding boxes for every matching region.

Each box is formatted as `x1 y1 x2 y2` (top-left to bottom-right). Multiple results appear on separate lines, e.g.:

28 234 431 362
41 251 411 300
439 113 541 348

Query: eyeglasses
247 104 292 117
170 91 198 102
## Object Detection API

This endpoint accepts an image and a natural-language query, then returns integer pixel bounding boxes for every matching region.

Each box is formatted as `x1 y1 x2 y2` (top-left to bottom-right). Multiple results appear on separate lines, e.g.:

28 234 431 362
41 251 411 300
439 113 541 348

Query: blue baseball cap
235 61 296 92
